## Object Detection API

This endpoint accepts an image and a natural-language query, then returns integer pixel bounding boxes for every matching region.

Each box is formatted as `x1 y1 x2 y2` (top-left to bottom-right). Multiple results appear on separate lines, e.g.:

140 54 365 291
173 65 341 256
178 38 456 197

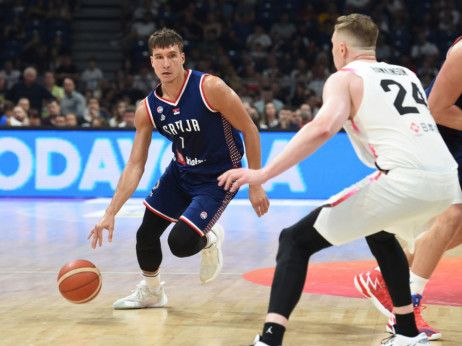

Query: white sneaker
252 334 267 346
200 223 225 283
252 334 279 346
381 332 430 345
113 279 168 309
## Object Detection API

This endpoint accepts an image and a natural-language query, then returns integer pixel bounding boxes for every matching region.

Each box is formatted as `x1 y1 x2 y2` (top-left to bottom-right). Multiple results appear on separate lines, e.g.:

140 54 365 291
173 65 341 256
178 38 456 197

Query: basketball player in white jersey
354 36 462 340
218 14 458 346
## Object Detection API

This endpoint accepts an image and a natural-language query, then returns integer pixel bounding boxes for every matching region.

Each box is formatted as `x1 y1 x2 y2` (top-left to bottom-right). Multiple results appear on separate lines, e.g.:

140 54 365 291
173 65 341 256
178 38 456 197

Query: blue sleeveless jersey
426 36 462 184
145 69 244 175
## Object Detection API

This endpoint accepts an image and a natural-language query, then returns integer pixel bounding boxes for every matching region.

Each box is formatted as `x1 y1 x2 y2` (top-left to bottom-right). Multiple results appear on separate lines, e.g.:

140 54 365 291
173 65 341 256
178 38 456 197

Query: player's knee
136 210 170 249
438 204 462 234
136 221 153 249
168 234 191 258
278 216 331 256
276 227 296 258
168 221 203 258
279 227 293 247
366 231 397 257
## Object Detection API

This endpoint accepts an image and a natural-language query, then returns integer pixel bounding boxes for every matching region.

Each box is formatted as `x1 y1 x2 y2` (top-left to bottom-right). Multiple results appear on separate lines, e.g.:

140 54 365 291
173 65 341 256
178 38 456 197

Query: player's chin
159 74 173 82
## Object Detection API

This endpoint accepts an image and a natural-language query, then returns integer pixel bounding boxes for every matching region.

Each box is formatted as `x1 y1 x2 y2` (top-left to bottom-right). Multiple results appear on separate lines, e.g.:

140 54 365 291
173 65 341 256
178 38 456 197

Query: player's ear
181 52 185 64
340 42 347 57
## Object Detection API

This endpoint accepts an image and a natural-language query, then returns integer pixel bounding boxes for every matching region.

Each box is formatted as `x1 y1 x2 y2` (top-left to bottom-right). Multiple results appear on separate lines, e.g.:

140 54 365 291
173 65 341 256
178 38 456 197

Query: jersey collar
154 69 191 106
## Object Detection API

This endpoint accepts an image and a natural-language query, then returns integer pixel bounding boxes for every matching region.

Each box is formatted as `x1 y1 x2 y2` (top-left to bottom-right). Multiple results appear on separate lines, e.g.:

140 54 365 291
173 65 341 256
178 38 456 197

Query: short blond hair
335 14 379 49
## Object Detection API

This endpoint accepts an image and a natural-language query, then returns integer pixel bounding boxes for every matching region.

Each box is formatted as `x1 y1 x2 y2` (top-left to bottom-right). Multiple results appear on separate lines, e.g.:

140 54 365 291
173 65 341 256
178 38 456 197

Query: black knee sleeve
136 209 171 272
269 206 332 317
168 220 207 258
366 231 412 307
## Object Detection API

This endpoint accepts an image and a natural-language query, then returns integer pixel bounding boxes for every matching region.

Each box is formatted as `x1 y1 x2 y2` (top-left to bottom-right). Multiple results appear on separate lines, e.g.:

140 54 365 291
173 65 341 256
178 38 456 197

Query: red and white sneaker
354 267 394 317
386 295 442 341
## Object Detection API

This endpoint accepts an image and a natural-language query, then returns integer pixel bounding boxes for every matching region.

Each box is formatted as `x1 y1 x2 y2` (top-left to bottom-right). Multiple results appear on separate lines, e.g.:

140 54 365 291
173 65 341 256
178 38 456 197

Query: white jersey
342 60 457 173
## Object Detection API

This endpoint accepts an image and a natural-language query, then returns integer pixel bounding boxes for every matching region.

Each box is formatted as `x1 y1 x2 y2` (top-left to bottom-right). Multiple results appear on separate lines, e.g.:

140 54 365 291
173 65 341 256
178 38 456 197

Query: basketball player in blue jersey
88 28 269 309
219 14 459 346
354 36 462 340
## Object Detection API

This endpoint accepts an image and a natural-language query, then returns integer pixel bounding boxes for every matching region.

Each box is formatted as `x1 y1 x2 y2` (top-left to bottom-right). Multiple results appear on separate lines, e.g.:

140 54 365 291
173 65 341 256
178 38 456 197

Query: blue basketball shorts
144 162 237 236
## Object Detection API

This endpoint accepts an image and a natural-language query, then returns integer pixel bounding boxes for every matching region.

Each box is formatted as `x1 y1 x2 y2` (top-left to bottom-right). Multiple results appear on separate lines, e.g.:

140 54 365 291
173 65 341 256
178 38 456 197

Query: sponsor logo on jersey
185 156 205 166
176 149 186 165
157 106 163 113
410 122 420 133
200 211 207 219
160 114 165 121
173 108 180 115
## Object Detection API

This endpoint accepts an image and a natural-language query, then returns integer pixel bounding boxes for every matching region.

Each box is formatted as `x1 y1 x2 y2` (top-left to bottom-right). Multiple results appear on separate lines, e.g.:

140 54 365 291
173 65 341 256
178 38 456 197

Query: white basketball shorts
314 167 459 253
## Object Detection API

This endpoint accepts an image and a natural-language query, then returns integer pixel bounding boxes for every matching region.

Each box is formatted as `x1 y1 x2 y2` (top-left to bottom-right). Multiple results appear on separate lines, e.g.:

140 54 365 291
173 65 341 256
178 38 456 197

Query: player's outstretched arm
88 100 154 248
428 39 462 129
218 71 351 192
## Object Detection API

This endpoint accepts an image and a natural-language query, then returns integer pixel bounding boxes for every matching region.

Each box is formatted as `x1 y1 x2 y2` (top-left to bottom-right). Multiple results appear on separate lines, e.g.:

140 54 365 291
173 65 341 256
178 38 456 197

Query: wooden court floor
0 198 461 346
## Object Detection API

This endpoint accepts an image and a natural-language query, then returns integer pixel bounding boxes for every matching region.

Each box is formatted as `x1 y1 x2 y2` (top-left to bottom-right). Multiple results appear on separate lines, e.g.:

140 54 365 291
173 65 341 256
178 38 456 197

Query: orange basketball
57 259 102 304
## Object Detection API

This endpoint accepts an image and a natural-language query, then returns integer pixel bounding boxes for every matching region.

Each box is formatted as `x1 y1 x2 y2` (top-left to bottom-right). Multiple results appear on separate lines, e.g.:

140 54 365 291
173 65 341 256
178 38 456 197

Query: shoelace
414 305 429 327
134 281 165 300
202 241 216 255
134 283 149 300
381 334 395 345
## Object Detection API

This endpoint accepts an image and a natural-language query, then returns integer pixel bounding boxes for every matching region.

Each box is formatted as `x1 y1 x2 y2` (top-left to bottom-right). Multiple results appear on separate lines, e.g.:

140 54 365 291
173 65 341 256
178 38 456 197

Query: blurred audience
65 112 79 126
259 102 279 130
9 105 28 126
118 106 136 128
43 71 65 102
0 100 16 126
1 0 460 131
7 67 53 113
60 78 86 121
80 57 104 96
28 109 42 126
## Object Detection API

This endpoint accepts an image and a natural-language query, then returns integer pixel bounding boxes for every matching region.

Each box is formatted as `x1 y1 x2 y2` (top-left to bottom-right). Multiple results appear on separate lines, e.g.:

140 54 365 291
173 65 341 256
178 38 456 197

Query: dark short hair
148 28 184 53
28 108 41 118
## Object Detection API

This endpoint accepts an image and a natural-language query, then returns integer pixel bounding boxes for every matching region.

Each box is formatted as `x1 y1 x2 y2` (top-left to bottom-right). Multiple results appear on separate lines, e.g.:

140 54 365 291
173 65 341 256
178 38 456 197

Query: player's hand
248 185 270 217
87 212 115 249
218 168 266 192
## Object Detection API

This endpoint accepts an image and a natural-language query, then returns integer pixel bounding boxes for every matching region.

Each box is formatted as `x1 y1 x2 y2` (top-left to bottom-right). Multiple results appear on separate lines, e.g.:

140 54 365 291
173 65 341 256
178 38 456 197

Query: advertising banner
0 129 373 198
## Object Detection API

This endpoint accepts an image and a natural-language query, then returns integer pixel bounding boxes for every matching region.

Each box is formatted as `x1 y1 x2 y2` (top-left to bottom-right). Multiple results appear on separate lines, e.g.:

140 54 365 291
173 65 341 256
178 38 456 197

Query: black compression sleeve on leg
268 206 332 318
366 231 412 308
136 209 171 272
168 220 207 258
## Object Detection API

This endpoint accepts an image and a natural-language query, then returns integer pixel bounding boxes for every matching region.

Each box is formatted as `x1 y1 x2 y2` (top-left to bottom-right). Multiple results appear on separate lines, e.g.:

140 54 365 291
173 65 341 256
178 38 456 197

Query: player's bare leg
404 204 462 276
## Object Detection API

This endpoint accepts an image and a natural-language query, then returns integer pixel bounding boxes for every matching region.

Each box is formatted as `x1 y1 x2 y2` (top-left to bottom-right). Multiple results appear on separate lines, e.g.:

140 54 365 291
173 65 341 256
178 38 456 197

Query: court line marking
84 198 325 218
0 271 244 275
84 198 325 206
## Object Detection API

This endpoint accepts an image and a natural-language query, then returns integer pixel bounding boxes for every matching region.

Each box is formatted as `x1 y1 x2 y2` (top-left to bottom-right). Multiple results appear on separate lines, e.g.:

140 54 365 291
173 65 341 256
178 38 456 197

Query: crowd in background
0 0 461 130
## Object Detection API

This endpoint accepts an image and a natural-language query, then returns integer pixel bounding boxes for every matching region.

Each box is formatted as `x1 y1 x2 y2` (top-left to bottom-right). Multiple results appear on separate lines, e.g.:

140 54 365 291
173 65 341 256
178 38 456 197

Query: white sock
205 231 217 248
143 271 161 289
409 271 428 296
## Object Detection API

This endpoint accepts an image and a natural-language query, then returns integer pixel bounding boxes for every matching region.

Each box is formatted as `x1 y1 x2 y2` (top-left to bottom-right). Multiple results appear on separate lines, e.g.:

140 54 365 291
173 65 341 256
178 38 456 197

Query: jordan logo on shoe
364 272 383 290
265 326 273 334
